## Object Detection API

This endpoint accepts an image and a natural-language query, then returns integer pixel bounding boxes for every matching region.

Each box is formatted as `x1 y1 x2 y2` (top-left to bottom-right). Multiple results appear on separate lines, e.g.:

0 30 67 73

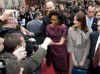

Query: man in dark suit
86 5 98 32
40 1 56 35
88 19 100 74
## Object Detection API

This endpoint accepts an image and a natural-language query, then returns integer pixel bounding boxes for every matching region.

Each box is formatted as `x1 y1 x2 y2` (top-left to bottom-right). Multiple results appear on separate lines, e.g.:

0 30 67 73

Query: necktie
93 43 100 68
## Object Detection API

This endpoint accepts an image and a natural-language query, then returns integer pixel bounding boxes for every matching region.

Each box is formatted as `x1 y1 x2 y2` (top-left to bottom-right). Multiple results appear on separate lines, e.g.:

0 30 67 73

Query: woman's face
50 15 59 26
38 13 43 20
73 16 81 27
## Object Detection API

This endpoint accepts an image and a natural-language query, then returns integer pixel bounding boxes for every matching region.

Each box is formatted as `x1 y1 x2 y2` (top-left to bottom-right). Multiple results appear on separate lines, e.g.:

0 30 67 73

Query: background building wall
0 0 24 8
0 0 5 8
0 0 86 8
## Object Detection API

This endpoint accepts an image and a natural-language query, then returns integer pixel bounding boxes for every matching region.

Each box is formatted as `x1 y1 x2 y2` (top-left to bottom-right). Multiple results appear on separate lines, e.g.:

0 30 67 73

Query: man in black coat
88 19 100 74
86 5 98 32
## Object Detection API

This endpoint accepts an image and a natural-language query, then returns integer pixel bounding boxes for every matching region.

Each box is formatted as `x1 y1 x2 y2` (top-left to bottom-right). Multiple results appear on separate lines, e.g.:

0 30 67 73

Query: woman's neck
51 24 60 28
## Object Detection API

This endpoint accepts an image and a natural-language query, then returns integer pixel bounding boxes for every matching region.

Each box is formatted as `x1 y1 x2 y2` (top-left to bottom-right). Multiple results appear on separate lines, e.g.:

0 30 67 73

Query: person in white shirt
86 5 97 32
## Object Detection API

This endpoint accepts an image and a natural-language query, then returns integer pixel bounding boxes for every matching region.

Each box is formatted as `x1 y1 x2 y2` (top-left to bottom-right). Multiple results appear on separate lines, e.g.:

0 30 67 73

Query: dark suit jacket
91 17 98 32
40 15 50 35
89 31 99 62
89 31 100 74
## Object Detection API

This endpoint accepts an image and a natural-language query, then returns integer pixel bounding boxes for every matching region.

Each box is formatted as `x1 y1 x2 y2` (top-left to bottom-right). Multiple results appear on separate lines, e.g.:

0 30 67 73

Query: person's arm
47 25 67 46
71 52 79 66
79 35 90 66
20 37 52 74
50 36 65 46
68 27 78 66
20 26 34 36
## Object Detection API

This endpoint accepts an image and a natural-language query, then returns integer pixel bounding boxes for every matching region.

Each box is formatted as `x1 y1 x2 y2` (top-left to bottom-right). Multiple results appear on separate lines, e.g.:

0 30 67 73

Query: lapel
95 32 99 45
91 17 97 31
92 32 99 57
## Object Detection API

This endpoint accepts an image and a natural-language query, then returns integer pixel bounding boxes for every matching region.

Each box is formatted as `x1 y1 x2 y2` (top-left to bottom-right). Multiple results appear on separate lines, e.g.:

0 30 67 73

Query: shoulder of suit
93 17 98 21
90 31 98 36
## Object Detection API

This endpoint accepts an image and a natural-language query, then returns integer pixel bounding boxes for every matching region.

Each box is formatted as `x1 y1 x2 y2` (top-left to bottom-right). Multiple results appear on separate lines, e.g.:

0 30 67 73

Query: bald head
46 1 54 6
46 1 55 14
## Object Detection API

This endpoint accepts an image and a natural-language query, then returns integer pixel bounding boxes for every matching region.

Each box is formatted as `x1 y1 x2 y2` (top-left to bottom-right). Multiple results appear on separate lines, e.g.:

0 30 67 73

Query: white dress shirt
86 16 94 29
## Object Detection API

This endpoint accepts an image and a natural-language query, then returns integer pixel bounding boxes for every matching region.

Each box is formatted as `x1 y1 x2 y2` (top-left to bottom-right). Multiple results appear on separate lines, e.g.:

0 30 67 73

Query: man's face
87 6 96 18
46 4 55 14
38 13 43 20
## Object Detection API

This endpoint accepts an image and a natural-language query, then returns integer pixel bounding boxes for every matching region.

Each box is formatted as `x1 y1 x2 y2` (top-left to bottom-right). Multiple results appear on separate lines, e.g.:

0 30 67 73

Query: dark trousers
88 66 100 74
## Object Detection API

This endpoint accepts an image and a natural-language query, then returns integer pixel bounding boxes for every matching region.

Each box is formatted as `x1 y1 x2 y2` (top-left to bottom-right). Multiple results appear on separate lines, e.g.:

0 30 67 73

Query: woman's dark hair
4 33 24 53
49 10 64 25
75 11 89 32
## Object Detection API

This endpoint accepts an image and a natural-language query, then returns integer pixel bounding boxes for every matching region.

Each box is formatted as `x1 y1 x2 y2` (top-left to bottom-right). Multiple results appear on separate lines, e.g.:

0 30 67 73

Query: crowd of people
0 0 100 74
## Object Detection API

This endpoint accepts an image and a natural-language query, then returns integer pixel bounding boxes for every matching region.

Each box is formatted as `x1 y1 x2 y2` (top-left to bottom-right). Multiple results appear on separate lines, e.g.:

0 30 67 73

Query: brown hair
4 33 24 53
75 11 89 32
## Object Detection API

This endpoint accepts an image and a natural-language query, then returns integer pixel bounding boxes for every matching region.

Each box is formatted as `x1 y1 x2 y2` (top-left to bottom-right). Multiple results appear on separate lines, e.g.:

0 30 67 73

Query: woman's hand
79 60 85 67
50 37 65 45
71 53 79 67
13 47 27 61
74 61 79 67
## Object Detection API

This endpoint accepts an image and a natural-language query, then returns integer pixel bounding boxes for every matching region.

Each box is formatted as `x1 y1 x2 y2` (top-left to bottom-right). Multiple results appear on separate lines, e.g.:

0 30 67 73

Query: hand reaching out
13 47 27 61
40 37 52 50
